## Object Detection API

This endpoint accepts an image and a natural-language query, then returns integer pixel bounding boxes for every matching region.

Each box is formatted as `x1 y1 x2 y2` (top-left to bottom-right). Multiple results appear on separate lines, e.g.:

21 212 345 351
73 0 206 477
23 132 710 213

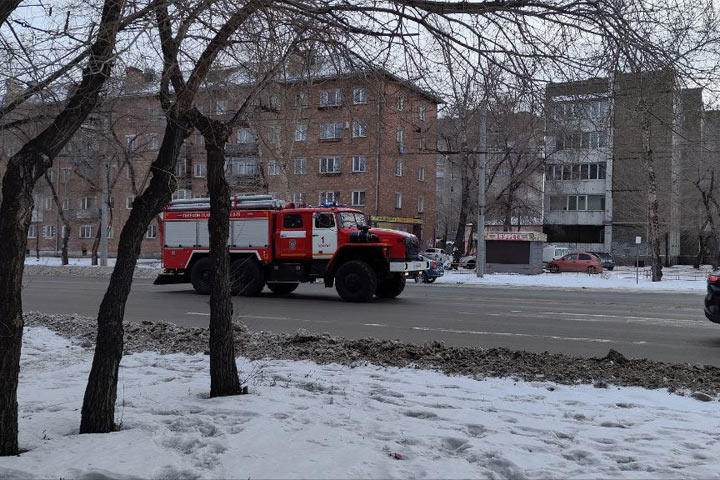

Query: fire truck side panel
164 220 198 248
230 218 271 249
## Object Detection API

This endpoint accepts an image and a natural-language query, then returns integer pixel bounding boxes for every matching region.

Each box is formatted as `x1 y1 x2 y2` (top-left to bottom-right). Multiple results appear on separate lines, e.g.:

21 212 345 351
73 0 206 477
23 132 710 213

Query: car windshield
338 212 367 228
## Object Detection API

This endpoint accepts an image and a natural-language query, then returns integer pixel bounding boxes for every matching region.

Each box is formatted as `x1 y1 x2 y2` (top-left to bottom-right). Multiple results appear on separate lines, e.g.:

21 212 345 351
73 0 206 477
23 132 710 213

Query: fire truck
154 195 429 302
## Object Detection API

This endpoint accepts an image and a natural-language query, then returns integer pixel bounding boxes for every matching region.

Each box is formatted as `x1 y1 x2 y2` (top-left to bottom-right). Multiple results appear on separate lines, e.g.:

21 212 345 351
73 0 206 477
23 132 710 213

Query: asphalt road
21 275 720 366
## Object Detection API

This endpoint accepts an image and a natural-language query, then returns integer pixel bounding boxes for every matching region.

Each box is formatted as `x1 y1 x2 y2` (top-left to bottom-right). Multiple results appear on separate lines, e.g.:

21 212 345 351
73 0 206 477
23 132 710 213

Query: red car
547 252 603 274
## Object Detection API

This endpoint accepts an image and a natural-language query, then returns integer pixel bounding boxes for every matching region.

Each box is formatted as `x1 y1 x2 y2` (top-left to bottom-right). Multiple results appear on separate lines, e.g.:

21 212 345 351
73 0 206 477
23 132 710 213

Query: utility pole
476 101 487 278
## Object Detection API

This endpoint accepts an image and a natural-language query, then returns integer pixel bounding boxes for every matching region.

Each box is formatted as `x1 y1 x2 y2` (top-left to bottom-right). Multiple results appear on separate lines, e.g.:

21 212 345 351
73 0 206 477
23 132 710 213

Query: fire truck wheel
335 260 377 302
190 258 212 295
230 257 264 296
266 282 299 295
375 273 406 299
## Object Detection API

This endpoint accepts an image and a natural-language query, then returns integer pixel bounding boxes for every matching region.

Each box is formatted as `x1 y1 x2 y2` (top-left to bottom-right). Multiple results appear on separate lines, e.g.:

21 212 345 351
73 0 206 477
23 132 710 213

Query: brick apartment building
544 69 703 264
3 57 440 257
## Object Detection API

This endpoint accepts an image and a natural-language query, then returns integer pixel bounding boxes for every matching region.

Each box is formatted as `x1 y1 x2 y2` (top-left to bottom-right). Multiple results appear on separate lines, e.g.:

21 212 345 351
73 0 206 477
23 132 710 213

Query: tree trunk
81 117 190 433
91 220 101 265
641 107 662 282
204 124 242 397
61 224 71 265
0 157 34 456
0 0 125 453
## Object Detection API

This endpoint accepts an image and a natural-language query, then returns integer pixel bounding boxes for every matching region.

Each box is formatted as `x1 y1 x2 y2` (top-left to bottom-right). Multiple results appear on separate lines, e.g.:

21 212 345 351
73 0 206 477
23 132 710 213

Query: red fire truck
154 195 429 302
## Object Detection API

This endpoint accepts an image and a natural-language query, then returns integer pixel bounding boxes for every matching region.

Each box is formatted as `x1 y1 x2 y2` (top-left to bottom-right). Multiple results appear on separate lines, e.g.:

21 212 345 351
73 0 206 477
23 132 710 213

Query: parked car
407 258 445 283
547 252 603 274
590 251 616 271
423 248 452 269
459 255 476 269
542 245 570 263
704 272 720 324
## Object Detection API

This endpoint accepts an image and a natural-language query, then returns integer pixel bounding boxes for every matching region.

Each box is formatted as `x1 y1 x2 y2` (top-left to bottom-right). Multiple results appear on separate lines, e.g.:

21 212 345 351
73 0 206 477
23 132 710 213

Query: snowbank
436 268 709 292
2 327 718 479
23 257 162 278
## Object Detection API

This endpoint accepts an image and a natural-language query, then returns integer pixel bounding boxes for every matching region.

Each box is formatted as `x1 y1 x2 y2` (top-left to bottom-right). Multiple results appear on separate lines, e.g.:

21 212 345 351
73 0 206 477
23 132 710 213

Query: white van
543 245 570 263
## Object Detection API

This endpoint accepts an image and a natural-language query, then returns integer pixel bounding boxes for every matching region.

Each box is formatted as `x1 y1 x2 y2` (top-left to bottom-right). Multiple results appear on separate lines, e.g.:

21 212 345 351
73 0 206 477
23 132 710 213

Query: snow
24 256 161 269
2 327 719 479
436 267 710 292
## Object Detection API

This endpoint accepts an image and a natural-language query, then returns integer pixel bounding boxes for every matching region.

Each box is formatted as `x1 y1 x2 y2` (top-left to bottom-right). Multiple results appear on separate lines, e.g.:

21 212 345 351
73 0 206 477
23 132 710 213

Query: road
21 275 720 366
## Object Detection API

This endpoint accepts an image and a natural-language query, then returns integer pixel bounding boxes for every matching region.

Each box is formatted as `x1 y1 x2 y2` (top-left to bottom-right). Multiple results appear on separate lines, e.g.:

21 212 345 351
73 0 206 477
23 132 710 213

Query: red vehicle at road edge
154 195 429 302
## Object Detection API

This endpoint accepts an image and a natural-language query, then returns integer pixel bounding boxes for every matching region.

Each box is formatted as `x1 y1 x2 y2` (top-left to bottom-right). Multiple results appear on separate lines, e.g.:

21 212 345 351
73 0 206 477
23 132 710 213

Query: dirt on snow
25 311 720 400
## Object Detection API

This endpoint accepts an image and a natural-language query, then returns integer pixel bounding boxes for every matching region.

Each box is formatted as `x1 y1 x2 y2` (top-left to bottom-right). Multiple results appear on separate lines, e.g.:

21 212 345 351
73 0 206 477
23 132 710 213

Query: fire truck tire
190 257 212 295
266 282 299 295
335 260 377 302
230 257 265 296
375 273 406 299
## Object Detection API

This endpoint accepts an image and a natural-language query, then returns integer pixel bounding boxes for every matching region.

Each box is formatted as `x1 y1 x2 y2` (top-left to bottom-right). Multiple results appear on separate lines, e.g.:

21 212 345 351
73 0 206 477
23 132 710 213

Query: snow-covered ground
24 256 161 269
3 327 718 479
436 266 711 292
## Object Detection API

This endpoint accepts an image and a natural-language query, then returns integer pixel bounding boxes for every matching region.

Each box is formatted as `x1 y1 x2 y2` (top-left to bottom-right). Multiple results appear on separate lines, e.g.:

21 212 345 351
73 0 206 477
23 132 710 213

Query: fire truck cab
155 195 429 302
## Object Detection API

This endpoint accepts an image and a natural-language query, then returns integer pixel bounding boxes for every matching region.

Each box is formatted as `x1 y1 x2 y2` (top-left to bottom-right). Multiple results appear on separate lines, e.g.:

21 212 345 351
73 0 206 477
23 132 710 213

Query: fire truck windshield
338 212 367 229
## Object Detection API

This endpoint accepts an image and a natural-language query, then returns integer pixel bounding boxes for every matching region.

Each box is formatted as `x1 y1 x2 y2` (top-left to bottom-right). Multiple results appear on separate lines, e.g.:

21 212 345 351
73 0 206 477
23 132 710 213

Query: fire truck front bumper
389 260 431 273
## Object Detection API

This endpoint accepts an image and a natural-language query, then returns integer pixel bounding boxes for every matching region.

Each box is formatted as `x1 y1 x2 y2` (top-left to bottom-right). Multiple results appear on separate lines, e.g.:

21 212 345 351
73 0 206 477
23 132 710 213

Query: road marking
186 311 210 316
364 323 386 327
411 326 613 344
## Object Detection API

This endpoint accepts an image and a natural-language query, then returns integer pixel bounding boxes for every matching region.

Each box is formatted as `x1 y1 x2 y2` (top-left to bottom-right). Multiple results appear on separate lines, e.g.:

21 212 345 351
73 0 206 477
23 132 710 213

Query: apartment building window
125 134 138 150
28 225 37 238
107 226 114 239
320 122 343 140
268 161 281 176
148 133 159 150
215 99 228 114
61 225 68 238
397 95 405 111
320 88 342 107
268 94 281 110
581 131 608 149
396 126 404 144
295 92 308 107
194 163 206 178
546 162 607 181
319 157 341 174
417 196 424 213
197 133 204 147
237 128 254 144
171 189 191 200
44 197 54 211
79 225 93 238
293 192 305 204
353 87 368 105
146 224 158 239
175 158 187 177
267 126 281 145
43 225 56 238
61 168 71 183
395 192 402 209
319 191 341 203
352 155 366 173
419 135 426 151
79 197 95 210
294 157 307 174
295 124 308 142
395 159 403 177
419 104 427 121
126 196 135 209
47 169 55 182
230 158 258 175
549 194 606 211
352 121 367 138
418 167 426 182
351 190 366 206
62 198 71 210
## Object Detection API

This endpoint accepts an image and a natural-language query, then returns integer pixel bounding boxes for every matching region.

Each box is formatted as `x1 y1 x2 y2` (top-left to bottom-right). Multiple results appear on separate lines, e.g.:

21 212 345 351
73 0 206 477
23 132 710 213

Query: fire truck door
276 213 309 259
312 212 338 259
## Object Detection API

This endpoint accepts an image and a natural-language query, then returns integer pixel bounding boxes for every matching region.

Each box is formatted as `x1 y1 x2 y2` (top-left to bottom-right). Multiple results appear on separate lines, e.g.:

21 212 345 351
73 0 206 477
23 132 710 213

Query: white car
423 248 452 268
459 255 477 269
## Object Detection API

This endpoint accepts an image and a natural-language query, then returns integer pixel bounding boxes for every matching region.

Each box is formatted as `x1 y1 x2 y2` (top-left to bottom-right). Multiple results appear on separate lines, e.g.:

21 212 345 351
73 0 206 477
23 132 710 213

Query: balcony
226 143 259 156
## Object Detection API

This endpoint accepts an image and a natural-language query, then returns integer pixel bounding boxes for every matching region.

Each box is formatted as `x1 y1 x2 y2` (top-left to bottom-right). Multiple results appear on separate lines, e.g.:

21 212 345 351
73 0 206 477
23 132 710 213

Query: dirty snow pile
23 257 162 278
2 327 719 479
436 269 708 292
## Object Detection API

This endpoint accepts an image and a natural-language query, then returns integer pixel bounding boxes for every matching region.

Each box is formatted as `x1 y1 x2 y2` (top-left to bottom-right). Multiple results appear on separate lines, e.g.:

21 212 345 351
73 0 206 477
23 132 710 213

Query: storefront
485 231 547 275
